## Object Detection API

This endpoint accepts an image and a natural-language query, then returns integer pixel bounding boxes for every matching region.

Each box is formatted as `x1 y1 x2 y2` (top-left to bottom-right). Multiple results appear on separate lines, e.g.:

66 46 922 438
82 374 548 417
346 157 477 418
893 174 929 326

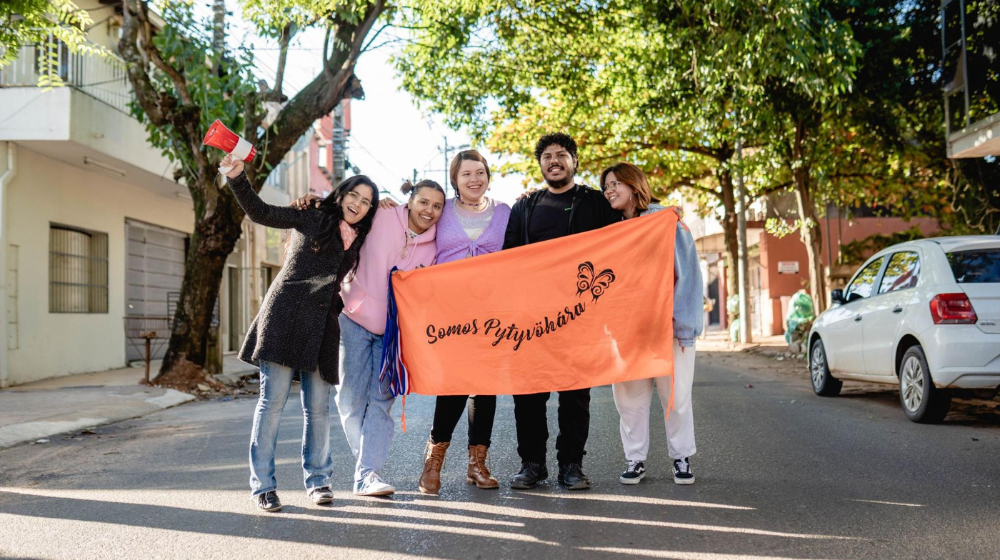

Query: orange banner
388 209 678 396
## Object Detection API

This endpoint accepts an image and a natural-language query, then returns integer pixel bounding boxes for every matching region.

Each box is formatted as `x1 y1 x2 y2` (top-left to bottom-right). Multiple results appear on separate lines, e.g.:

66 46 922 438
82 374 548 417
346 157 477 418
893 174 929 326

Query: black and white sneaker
256 491 282 512
308 486 334 505
673 458 695 485
619 460 646 485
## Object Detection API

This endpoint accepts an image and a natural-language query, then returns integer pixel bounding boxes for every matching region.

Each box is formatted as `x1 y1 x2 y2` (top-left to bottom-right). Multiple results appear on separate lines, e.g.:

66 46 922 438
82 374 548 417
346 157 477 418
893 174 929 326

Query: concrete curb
0 387 196 449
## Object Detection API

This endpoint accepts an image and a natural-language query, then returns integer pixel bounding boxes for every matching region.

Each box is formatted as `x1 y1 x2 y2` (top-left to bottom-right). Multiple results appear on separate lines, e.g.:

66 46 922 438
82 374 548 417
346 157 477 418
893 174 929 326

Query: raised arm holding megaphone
202 120 257 175
219 153 245 179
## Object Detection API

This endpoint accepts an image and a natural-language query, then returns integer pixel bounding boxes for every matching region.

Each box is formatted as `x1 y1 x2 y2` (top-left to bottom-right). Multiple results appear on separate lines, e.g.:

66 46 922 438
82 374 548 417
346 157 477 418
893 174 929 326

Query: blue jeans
249 360 333 496
336 315 395 482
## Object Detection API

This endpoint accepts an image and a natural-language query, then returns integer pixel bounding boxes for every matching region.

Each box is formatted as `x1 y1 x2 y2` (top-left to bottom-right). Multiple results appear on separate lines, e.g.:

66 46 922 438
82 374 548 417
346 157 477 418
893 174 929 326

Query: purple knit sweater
435 198 512 264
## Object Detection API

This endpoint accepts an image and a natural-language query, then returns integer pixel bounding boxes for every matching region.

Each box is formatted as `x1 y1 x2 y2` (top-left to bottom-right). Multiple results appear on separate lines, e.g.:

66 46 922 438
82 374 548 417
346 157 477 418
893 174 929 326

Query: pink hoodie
341 205 437 334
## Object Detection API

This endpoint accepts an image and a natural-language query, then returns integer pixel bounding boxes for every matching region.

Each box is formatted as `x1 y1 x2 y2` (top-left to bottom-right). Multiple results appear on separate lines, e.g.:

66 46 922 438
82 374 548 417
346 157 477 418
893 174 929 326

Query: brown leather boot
467 445 499 489
418 440 449 494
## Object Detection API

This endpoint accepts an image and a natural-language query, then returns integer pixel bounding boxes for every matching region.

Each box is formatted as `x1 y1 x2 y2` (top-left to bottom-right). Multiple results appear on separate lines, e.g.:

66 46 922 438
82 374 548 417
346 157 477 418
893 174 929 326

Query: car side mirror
831 289 845 305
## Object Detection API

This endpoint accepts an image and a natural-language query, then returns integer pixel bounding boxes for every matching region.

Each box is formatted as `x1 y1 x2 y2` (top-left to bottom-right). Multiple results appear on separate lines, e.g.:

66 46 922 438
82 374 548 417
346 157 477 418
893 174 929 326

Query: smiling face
341 184 374 226
407 187 446 233
456 159 490 204
538 143 577 190
602 171 636 214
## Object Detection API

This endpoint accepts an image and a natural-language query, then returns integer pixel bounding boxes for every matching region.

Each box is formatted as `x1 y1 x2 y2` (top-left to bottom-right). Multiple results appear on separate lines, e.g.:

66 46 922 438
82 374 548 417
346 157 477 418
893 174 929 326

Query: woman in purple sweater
376 150 510 494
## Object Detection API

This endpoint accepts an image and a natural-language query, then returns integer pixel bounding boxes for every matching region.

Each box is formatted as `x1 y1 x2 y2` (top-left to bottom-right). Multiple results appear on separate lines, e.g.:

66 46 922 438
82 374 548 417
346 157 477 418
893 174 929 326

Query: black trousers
429 395 497 448
513 388 590 466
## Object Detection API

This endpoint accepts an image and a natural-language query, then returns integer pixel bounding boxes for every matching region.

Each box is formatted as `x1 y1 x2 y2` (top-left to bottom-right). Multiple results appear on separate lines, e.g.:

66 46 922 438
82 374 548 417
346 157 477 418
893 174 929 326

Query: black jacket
502 184 622 250
227 173 360 384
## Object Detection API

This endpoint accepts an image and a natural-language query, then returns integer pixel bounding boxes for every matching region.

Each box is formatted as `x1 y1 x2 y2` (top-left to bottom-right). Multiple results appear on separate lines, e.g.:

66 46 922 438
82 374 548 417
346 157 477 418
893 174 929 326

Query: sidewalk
0 355 257 449
697 327 791 352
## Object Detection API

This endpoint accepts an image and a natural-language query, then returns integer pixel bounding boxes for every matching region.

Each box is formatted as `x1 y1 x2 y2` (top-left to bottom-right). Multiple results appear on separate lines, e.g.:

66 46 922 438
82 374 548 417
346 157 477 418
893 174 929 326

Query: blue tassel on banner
379 267 409 399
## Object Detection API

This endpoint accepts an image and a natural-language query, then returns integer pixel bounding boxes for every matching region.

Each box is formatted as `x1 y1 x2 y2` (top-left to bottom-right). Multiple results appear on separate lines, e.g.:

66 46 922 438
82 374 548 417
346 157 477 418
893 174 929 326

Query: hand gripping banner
381 208 678 397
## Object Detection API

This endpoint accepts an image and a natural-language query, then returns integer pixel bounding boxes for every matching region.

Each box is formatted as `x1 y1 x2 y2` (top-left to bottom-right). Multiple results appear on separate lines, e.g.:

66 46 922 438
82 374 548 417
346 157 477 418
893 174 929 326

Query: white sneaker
354 472 395 496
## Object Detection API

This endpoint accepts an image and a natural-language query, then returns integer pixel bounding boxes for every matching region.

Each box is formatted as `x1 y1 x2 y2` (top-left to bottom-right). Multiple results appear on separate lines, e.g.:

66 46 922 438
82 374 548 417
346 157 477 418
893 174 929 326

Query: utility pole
735 137 752 344
211 0 226 70
439 137 470 188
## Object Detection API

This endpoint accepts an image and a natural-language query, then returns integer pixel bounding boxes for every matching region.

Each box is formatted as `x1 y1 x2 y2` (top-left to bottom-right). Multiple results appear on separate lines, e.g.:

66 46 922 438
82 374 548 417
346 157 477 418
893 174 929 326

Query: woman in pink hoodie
336 180 445 496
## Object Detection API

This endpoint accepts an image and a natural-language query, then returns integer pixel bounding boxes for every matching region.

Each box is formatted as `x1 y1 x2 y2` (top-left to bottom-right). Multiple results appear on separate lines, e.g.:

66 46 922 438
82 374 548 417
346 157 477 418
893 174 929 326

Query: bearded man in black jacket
502 133 622 490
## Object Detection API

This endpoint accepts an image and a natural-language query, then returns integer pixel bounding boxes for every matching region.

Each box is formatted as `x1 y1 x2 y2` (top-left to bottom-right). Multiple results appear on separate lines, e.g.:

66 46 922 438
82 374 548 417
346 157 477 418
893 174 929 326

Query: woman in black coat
220 154 379 513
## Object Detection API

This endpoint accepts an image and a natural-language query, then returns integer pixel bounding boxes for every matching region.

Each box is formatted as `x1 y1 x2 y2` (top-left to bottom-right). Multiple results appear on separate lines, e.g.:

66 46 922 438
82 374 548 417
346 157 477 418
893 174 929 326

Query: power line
351 139 401 180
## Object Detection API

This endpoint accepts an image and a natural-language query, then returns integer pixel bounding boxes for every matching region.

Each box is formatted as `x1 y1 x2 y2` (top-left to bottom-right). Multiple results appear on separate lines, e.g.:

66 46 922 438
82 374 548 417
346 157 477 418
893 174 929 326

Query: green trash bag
785 290 815 345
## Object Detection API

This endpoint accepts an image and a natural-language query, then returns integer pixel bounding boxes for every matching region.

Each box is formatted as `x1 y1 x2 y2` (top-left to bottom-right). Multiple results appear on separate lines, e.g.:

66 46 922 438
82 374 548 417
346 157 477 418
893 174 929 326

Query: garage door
125 219 187 362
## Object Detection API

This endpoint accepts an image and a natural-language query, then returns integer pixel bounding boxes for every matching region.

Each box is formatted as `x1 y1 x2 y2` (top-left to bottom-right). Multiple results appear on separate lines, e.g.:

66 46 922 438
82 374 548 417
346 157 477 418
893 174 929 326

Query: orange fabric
389 209 678 396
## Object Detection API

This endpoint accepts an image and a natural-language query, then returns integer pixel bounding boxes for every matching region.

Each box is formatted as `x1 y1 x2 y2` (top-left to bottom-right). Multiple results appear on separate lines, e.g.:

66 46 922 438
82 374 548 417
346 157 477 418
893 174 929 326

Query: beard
543 166 575 189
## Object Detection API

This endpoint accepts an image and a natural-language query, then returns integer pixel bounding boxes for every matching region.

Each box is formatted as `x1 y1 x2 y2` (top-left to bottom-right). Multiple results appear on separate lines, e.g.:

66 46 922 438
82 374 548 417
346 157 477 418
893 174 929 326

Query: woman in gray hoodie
600 162 704 486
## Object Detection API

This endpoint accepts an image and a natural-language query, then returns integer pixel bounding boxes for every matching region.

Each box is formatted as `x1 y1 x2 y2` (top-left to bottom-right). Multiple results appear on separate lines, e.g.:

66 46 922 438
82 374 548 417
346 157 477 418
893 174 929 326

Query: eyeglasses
345 190 372 209
602 180 627 193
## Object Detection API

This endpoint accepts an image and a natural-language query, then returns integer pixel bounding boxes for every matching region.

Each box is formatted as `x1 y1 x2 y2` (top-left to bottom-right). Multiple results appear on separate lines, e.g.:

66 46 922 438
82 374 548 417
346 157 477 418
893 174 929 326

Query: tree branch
258 0 386 188
119 0 172 125
135 1 194 106
361 22 391 53
270 22 293 101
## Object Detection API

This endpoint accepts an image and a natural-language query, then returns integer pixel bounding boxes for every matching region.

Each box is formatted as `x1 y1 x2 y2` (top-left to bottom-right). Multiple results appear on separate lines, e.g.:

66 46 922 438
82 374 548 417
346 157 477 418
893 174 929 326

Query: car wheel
810 338 842 397
899 345 951 423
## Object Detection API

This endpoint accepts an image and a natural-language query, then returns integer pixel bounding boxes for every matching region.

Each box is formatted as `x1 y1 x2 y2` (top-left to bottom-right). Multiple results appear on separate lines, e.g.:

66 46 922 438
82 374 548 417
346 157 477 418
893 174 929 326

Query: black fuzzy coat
227 173 359 384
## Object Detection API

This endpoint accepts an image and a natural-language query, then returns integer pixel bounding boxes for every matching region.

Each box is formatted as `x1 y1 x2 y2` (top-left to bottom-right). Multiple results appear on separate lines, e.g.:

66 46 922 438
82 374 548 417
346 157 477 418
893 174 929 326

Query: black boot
558 463 591 490
510 462 548 489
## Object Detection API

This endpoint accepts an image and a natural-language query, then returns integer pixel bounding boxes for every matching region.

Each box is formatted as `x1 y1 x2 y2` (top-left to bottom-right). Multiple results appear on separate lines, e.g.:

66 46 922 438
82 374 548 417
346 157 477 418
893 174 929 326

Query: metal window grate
49 224 109 313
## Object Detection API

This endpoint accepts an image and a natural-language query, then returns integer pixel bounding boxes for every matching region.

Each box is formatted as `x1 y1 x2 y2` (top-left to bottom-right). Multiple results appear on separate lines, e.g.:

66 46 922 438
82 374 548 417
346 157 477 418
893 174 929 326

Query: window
878 252 920 294
317 143 328 168
50 224 108 313
845 257 885 302
264 228 284 264
948 249 1000 283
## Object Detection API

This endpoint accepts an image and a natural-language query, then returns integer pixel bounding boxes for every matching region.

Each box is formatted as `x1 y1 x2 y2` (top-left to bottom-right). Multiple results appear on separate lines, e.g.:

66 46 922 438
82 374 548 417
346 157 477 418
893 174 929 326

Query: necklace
456 196 489 212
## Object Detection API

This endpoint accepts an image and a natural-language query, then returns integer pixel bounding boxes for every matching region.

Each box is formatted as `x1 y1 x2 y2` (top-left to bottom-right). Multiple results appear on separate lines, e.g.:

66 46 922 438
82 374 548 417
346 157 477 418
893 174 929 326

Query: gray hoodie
641 204 704 347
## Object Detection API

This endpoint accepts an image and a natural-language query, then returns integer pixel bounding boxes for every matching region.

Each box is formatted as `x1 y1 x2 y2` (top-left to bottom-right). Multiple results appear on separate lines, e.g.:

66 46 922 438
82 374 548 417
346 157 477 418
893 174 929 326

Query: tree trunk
117 0 386 381
793 168 827 313
158 185 245 378
718 168 739 324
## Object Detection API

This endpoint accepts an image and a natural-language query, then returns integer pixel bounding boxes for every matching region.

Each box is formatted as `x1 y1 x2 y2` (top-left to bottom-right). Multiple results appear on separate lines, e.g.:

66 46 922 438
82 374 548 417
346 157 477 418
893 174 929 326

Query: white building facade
0 1 289 387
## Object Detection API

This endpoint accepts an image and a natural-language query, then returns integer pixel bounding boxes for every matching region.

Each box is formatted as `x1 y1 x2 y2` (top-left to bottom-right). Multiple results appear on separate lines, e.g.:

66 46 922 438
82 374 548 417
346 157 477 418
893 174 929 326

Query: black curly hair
534 132 579 163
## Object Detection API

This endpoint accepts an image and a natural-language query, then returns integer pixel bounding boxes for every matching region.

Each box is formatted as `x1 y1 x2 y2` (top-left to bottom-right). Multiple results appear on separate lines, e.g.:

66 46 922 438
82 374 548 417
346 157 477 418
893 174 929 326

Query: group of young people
219 132 704 513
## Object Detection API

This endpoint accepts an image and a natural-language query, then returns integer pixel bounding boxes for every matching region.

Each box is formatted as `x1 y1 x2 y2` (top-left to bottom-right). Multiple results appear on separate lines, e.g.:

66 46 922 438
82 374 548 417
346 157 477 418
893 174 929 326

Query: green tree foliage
394 0 860 310
393 0 997 311
1 0 108 88
119 0 385 378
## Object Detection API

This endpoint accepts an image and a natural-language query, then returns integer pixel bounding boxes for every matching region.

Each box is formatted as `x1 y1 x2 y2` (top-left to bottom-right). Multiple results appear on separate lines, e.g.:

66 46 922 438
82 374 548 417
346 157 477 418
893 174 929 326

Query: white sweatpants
612 340 696 461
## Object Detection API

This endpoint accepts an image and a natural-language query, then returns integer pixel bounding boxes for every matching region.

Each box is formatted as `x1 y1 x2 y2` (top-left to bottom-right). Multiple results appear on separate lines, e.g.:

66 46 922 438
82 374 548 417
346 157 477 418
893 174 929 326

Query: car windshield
947 249 1000 283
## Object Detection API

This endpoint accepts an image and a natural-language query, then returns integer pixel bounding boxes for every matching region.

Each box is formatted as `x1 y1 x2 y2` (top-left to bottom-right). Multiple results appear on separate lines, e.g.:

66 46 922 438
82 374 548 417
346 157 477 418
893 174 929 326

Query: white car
808 236 1000 423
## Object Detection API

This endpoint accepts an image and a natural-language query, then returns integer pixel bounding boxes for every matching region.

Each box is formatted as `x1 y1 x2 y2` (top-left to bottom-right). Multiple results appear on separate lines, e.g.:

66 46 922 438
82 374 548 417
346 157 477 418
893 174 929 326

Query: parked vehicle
808 236 1000 423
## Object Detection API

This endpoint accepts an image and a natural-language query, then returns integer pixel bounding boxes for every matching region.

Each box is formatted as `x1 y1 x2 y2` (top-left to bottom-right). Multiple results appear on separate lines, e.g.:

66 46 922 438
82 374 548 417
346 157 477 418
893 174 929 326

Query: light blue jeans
336 315 395 482
249 360 333 496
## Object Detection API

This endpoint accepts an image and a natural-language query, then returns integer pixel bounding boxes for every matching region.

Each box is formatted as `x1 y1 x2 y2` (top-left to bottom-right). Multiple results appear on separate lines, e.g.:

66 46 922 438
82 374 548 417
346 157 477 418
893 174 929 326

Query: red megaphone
203 120 257 162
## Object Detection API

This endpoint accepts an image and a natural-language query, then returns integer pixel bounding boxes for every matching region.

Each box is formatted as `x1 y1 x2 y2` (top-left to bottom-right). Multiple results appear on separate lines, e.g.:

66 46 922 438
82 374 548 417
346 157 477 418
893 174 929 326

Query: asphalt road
1 348 999 560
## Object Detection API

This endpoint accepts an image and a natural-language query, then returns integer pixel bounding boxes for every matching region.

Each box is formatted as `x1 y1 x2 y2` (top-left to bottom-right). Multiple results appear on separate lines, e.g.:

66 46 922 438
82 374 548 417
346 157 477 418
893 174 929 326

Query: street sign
778 261 800 274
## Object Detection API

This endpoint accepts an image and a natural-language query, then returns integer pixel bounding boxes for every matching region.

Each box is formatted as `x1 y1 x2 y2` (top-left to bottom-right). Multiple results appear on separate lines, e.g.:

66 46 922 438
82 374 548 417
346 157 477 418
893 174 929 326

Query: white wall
5 147 193 385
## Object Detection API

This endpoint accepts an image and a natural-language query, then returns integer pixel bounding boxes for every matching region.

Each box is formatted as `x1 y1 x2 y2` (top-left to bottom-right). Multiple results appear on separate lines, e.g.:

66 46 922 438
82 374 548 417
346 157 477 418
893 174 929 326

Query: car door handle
854 315 862 322
892 306 903 314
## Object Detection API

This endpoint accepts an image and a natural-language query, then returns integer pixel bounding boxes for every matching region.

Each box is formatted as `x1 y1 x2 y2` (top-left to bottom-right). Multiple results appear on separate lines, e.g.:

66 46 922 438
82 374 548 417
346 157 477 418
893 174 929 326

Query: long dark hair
314 175 379 269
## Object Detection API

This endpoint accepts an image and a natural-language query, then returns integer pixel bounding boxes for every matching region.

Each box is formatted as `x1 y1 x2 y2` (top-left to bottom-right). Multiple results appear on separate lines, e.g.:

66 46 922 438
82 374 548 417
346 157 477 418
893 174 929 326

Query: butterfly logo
576 261 616 303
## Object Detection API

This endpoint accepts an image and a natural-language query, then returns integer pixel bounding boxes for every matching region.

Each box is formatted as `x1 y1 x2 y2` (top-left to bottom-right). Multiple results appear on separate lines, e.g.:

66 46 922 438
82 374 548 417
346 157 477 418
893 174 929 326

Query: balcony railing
0 33 132 116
